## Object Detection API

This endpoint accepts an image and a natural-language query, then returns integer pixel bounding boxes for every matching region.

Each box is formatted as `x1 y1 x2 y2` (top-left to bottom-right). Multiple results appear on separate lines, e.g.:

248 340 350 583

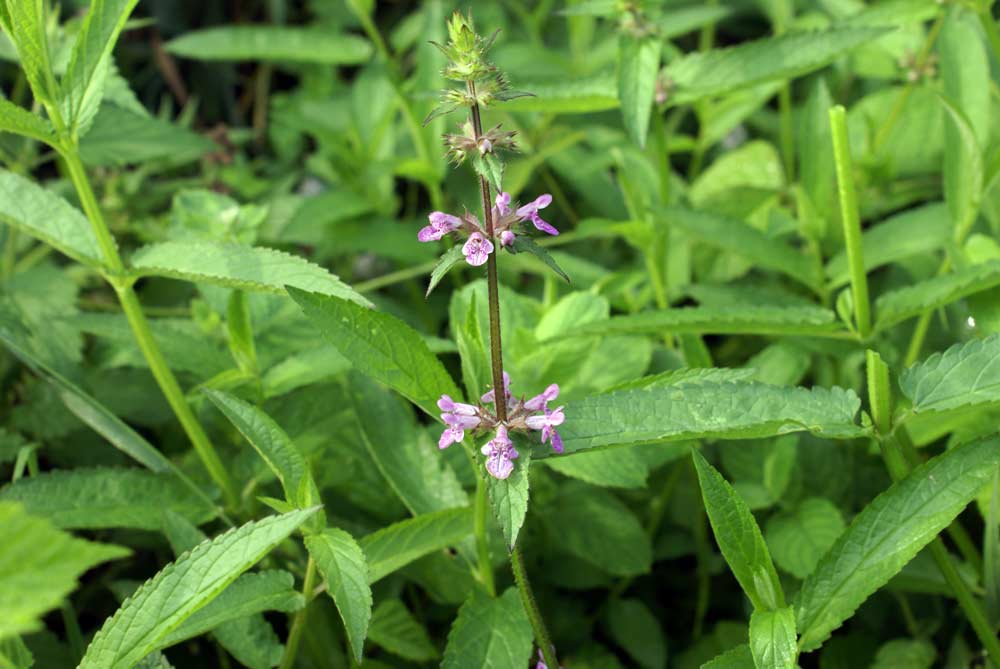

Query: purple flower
463 232 493 266
438 424 465 450
526 406 565 453
495 191 512 217
523 383 559 412
481 371 512 405
481 425 518 479
437 394 481 450
418 211 461 242
517 194 558 236
500 230 516 247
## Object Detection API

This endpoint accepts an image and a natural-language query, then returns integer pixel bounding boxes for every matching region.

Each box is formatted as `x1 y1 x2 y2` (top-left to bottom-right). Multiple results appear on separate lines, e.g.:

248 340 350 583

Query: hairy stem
281 556 317 669
60 147 238 508
468 80 558 667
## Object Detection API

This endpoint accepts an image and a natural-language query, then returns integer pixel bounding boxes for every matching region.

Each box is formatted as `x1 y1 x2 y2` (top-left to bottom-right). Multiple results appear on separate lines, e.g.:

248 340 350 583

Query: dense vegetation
2 1 1000 668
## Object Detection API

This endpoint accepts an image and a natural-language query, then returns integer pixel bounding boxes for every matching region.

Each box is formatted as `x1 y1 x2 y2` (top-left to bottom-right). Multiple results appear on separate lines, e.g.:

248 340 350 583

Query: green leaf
0 97 55 145
702 644 755 669
0 636 33 669
0 170 103 267
662 27 890 106
692 451 784 611
500 74 618 113
130 241 370 307
557 305 842 340
288 288 460 417
765 498 845 579
0 2 57 105
305 528 372 663
78 508 318 669
0 467 217 530
749 607 797 669
509 236 571 283
0 501 129 641
875 259 1000 329
360 507 473 583
795 436 1000 650
868 639 935 669
60 0 139 134
426 245 465 298
450 288 491 400
937 92 984 234
368 599 438 662
486 447 531 549
899 333 1000 414
543 446 656 488
548 483 652 576
618 35 660 147
348 373 467 516
472 152 503 194
556 382 865 456
160 570 303 648
166 26 372 64
606 598 668 669
442 588 533 669
79 103 215 166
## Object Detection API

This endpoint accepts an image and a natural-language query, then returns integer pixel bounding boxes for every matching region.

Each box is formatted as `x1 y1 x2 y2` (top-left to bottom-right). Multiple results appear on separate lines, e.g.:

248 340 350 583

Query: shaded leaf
360 507 473 583
167 26 372 64
305 528 372 663
442 588 533 669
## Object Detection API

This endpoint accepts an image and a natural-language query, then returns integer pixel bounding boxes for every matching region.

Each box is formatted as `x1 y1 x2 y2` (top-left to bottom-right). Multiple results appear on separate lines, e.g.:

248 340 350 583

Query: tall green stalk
467 79 559 669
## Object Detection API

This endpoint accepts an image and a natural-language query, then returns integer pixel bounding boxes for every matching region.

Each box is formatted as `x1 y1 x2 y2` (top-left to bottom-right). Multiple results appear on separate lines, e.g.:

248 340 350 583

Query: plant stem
829 105 871 339
60 147 238 508
474 476 496 596
511 544 559 669
468 80 558 667
281 556 317 669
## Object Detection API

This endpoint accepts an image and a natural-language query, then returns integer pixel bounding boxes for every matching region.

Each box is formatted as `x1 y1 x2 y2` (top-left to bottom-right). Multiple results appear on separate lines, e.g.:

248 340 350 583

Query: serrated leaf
509 236 570 283
543 447 652 488
618 35 660 147
0 468 217 530
486 448 531 549
663 27 890 106
0 501 130 641
702 644 754 668
442 588 533 669
60 0 139 135
0 170 103 267
360 506 473 583
557 305 842 340
875 259 1000 329
472 152 503 194
500 74 618 113
0 97 55 144
288 287 460 417
663 206 820 290
749 607 797 669
899 333 1000 414
426 245 465 297
306 528 372 663
795 436 1000 651
130 241 370 307
765 498 845 579
160 570 303 647
555 382 865 456
693 451 784 611
1 2 57 105
166 26 372 64
368 599 438 662
79 508 318 669
79 103 215 166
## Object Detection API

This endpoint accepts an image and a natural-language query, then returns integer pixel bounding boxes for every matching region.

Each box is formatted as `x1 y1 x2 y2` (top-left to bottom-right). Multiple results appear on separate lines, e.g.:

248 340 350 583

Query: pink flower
417 211 461 242
495 191 512 217
525 406 565 453
462 232 493 266
517 194 558 235
437 394 481 449
500 230 516 247
523 384 559 412
481 371 512 405
481 425 519 479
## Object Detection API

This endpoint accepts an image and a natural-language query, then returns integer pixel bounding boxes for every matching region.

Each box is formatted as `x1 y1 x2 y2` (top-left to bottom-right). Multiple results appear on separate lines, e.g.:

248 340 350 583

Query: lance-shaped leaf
509 236 571 283
795 436 1000 650
0 501 130 641
553 305 843 340
78 508 318 669
899 333 1000 414
426 246 466 297
618 34 660 147
486 448 531 549
0 467 216 530
305 528 372 663
500 74 619 113
750 607 797 669
0 170 103 267
554 382 865 456
166 26 372 65
702 644 754 668
61 0 140 134
442 588 533 669
130 241 370 307
662 26 890 106
368 599 438 662
0 97 56 145
875 259 1000 329
288 287 460 417
0 2 58 104
360 507 473 583
693 451 784 611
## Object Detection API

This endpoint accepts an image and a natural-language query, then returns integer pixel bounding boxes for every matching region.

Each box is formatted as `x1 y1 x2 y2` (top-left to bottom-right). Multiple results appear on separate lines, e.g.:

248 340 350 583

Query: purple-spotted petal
496 192 512 215
438 425 464 449
417 225 441 242
463 232 493 267
486 453 515 479
550 429 564 453
530 213 559 236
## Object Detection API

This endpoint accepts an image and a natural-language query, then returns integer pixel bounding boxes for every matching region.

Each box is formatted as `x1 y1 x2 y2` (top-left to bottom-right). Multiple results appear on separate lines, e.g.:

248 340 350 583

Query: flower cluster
417 191 558 266
443 119 517 164
437 372 565 480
